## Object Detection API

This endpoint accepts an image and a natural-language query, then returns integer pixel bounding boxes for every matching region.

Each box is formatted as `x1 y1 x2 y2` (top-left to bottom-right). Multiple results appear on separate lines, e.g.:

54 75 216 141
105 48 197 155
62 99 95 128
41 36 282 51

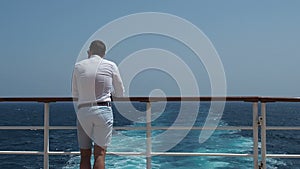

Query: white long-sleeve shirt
72 55 124 105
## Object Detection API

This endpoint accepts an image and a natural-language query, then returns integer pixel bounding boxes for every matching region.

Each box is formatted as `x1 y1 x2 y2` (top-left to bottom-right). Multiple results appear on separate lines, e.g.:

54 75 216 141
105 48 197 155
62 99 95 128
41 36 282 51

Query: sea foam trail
63 102 287 169
63 123 286 169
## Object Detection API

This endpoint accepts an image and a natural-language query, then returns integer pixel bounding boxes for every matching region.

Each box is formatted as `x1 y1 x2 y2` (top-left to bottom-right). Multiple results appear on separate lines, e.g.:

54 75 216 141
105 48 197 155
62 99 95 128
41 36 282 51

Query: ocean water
0 101 299 169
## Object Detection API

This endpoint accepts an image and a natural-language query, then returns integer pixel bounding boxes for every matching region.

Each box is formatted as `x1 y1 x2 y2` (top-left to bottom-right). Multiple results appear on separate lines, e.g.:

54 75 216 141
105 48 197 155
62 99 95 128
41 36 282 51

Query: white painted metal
266 154 300 158
261 103 267 169
266 126 300 130
151 152 253 157
253 102 259 169
0 151 44 155
43 103 49 169
2 150 299 159
150 126 253 130
0 150 254 157
0 126 44 130
116 126 253 130
3 125 300 131
146 102 152 169
49 126 77 130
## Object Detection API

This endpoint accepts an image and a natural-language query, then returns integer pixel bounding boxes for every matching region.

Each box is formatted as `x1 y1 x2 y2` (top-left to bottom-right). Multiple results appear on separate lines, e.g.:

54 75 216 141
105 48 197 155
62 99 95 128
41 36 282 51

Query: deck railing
0 96 300 169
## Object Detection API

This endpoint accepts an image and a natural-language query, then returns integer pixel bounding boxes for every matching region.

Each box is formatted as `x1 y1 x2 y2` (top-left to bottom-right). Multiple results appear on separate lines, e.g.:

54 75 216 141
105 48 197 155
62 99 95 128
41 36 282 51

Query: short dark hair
89 40 106 57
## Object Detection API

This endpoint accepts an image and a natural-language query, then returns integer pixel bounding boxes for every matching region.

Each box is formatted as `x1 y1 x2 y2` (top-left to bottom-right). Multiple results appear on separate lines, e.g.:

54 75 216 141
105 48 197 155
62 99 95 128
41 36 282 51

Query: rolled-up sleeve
112 63 124 97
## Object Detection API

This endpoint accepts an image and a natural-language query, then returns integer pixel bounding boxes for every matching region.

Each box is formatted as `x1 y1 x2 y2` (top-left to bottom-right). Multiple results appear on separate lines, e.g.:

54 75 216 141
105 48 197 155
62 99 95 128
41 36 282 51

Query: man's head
88 40 106 58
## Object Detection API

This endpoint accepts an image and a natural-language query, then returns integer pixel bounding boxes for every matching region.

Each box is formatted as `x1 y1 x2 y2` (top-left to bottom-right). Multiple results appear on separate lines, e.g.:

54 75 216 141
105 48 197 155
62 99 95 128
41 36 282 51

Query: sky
0 0 300 97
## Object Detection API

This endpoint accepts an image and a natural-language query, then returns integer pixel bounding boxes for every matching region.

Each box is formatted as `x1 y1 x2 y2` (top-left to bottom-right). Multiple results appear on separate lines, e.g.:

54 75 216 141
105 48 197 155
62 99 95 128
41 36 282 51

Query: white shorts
77 106 113 149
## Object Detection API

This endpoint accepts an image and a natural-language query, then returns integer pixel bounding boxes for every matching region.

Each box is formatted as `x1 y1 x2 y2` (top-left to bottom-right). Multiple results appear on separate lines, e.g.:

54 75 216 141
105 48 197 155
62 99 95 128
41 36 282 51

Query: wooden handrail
1 96 300 103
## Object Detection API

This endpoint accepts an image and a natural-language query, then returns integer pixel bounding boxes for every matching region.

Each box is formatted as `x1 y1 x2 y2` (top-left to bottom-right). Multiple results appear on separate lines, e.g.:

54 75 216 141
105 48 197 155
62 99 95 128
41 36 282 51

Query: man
72 40 124 169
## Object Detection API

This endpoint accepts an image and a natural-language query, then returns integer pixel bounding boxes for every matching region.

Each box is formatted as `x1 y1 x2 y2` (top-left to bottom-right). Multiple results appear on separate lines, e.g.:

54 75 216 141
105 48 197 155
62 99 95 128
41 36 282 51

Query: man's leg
92 106 113 169
80 149 92 169
77 117 93 169
93 144 106 169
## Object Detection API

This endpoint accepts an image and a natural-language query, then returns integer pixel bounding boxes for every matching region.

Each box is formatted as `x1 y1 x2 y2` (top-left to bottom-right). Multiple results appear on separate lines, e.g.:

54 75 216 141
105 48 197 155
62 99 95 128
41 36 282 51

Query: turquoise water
62 126 286 169
62 102 292 169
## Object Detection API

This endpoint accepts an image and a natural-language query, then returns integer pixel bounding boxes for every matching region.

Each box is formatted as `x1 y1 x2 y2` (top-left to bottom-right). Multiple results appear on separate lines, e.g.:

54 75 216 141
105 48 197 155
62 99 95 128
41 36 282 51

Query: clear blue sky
0 0 300 97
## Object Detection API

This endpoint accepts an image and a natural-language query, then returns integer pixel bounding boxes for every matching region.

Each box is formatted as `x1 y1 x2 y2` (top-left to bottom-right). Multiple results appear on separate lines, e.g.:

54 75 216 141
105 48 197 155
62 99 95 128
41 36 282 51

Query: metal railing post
146 102 152 169
253 102 259 169
43 103 50 169
260 103 267 169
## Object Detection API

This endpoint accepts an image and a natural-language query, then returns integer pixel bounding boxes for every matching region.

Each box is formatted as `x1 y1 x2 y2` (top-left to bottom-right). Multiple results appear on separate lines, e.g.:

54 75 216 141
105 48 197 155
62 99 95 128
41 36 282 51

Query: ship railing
0 96 300 169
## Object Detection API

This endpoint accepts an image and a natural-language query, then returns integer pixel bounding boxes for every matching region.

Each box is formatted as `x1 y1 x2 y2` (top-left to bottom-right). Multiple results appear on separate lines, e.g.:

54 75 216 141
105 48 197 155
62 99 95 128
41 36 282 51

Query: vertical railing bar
253 102 259 169
43 103 49 169
261 103 267 169
146 102 152 169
